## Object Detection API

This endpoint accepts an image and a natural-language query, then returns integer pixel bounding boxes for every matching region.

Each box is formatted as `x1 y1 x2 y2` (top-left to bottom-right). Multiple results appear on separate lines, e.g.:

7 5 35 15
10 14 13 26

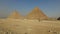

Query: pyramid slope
27 7 48 20
8 10 22 19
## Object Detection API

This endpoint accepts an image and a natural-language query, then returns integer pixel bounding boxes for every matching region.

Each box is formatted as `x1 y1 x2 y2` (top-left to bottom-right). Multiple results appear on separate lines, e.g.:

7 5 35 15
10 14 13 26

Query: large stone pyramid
8 10 22 19
26 7 48 20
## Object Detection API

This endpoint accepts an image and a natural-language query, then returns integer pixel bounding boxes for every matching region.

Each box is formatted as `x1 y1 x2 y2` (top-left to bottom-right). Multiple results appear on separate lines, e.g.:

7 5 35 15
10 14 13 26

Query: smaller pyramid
8 10 22 19
26 7 48 20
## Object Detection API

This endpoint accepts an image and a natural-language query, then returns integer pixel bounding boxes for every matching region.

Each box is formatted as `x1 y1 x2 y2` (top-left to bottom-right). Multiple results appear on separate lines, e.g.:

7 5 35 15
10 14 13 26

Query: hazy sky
0 0 60 18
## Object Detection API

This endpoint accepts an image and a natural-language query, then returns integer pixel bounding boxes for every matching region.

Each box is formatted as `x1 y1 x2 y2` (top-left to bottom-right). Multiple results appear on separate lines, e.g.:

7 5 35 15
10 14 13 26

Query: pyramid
8 10 22 19
26 7 48 20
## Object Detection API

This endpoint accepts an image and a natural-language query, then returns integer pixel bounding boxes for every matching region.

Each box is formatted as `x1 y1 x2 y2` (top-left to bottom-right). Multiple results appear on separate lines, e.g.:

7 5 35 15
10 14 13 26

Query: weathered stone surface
7 10 22 19
26 7 48 20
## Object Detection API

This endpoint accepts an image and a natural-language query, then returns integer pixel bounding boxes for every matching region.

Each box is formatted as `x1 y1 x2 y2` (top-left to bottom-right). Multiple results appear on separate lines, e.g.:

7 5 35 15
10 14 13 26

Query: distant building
26 7 48 20
7 10 22 19
7 7 48 20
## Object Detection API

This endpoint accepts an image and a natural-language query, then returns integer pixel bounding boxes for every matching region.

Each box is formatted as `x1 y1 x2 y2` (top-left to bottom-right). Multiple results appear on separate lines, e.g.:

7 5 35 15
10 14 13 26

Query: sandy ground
0 19 60 34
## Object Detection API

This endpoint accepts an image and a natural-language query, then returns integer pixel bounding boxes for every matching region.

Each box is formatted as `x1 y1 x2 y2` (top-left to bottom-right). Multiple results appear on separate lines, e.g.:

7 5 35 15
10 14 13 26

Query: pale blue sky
0 0 60 18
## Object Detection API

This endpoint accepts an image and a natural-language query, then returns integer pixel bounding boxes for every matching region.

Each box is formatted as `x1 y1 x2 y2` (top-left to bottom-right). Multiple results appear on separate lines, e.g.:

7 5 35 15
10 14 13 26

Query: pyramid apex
12 9 19 14
33 7 40 10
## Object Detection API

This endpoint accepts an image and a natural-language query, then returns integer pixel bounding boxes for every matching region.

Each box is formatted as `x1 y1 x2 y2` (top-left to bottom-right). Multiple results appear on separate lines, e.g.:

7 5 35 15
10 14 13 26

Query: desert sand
0 19 60 34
